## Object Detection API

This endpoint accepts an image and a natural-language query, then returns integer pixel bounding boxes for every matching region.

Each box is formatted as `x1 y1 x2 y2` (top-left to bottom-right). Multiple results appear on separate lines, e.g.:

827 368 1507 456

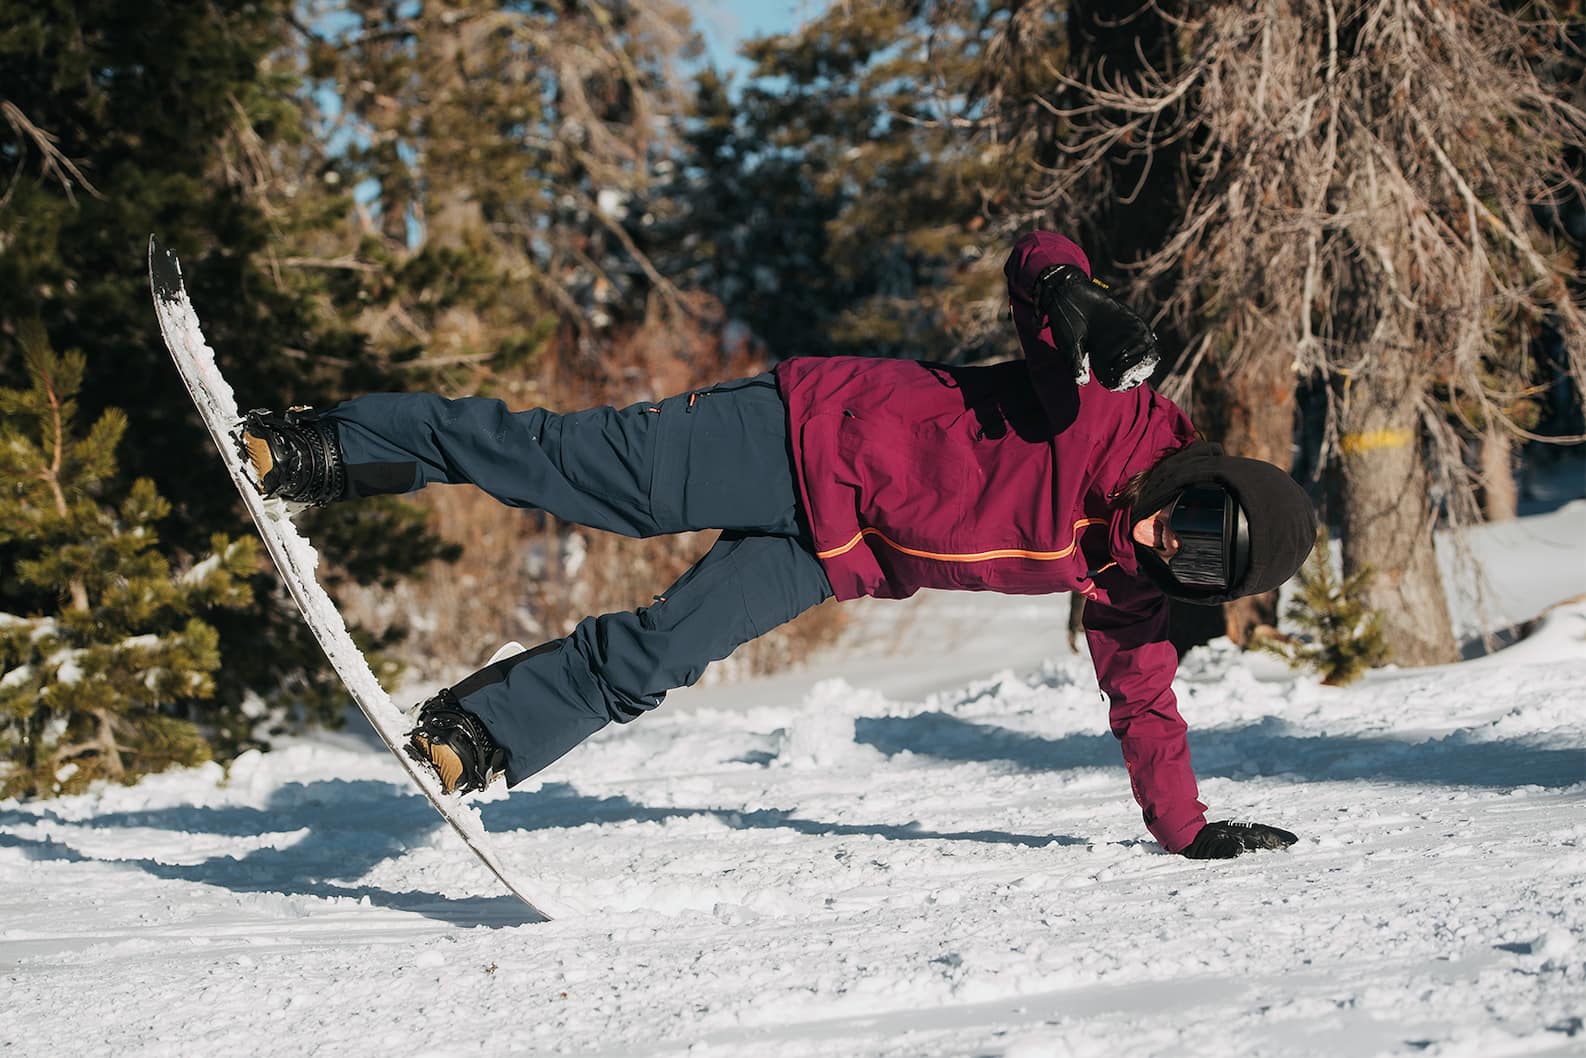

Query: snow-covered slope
3 522 1584 1056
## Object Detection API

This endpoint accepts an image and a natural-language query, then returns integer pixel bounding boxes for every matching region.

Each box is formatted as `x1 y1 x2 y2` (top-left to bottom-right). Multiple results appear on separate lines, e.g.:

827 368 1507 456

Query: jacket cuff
1006 232 1092 364
1004 231 1091 297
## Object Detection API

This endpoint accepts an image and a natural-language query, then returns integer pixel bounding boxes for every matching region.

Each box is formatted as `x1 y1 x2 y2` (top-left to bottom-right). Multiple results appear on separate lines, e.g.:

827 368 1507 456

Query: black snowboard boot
237 408 346 507
404 689 506 795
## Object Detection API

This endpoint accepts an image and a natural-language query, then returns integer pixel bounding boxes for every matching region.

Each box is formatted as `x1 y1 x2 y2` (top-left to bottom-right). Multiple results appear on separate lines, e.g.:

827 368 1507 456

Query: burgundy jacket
774 231 1208 852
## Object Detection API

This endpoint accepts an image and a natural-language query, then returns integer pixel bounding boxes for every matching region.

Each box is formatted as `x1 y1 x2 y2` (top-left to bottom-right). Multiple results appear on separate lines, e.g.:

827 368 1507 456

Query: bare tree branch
1 101 105 205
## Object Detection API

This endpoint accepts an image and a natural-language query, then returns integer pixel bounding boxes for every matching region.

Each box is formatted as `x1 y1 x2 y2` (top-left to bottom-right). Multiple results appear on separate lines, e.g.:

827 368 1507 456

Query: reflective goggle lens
1165 485 1231 590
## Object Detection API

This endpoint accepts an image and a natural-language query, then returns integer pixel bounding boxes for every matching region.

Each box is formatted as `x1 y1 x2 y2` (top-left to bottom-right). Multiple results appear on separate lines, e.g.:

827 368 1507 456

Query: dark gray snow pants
322 375 833 783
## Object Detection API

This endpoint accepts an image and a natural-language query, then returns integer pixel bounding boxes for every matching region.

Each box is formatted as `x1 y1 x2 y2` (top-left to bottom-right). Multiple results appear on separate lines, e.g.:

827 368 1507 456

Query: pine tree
0 0 452 734
0 324 256 797
686 0 1058 366
1257 528 1389 687
295 2 812 673
306 0 703 386
1021 2 1586 665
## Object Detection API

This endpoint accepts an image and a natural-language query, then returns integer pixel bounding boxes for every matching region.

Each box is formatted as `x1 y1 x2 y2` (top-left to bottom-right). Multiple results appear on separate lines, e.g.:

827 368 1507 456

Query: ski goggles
1162 484 1251 592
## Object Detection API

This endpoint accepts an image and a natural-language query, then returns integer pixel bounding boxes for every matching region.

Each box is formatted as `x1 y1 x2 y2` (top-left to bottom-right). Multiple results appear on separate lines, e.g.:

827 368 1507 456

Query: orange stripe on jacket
816 519 1107 563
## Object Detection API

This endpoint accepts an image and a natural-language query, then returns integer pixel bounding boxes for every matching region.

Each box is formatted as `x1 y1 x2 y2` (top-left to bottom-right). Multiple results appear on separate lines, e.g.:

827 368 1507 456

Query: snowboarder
239 231 1317 861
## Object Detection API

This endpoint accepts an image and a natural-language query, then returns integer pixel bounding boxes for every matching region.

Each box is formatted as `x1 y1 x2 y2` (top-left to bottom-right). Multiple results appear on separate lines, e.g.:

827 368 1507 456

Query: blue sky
690 0 815 80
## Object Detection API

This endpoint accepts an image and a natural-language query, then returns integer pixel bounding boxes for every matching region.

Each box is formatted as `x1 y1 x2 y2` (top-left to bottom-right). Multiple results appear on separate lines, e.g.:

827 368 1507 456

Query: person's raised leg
241 374 802 539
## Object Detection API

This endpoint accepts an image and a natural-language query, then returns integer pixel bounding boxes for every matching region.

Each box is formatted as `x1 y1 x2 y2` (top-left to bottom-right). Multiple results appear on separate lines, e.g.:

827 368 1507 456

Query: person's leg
334 375 825 791
318 375 802 538
452 530 834 784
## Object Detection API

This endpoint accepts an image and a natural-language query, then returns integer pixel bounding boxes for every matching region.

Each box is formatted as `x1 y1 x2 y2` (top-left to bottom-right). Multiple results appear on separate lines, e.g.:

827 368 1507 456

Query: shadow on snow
0 779 538 928
850 712 1586 790
477 785 1086 849
1 711 1577 919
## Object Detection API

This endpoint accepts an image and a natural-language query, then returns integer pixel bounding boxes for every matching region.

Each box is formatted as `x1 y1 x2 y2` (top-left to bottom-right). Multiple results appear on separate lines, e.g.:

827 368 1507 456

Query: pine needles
1256 527 1390 687
0 327 257 797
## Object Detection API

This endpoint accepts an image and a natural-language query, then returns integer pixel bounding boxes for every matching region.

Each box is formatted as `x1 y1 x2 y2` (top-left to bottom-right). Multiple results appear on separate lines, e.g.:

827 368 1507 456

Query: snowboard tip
147 235 185 303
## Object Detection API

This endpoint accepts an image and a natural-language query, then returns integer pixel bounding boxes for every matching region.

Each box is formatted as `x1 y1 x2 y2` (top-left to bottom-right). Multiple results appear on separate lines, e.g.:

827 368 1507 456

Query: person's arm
1005 232 1092 425
1081 594 1209 853
1004 231 1159 395
1084 592 1302 858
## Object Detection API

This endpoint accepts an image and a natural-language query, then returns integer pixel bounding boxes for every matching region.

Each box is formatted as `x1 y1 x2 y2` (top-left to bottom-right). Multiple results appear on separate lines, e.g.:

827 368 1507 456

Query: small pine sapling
0 325 257 797
1256 527 1391 686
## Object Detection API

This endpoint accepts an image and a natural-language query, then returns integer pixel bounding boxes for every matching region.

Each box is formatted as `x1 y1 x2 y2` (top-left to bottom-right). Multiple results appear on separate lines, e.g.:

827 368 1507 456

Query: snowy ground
3 507 1584 1058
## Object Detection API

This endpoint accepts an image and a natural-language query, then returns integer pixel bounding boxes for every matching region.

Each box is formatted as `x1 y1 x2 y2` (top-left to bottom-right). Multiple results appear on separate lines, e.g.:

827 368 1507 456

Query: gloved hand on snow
1180 820 1299 860
1034 264 1159 391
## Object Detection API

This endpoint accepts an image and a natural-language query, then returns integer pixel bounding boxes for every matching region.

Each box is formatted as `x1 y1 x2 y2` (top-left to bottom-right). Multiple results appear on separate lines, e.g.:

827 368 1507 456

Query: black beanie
1132 441 1318 605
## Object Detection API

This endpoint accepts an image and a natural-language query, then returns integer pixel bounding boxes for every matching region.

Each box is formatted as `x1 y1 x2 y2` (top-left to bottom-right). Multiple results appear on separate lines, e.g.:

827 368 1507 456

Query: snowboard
148 236 553 920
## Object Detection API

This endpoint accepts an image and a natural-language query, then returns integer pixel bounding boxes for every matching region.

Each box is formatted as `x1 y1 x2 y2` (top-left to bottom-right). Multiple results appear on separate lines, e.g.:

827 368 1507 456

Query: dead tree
1014 0 1586 665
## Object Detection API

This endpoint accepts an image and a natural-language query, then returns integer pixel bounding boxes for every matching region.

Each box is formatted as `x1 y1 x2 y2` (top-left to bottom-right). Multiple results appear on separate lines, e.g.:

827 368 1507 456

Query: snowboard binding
405 689 507 795
237 407 346 508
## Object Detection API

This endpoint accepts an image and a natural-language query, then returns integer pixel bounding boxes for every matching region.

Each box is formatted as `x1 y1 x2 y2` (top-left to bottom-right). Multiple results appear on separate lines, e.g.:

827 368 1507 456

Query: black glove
1034 264 1159 391
1181 820 1299 860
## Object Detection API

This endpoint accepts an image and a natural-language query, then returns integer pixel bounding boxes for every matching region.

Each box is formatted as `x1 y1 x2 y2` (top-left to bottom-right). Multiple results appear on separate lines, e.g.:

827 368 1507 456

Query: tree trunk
1479 429 1518 522
1337 374 1458 666
92 708 125 781
1063 1 1182 264
1203 349 1298 645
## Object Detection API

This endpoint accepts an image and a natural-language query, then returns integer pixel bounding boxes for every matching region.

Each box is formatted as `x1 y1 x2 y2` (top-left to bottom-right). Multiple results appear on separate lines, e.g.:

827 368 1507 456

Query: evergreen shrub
1256 527 1391 687
0 326 256 797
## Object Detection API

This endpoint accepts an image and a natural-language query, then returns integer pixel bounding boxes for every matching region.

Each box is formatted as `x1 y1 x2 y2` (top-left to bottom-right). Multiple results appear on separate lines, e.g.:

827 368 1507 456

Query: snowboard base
149 236 552 920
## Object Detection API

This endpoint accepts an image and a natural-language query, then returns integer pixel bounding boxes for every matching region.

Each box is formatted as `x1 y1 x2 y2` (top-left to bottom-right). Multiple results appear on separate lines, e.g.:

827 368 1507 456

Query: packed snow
3 496 1584 1056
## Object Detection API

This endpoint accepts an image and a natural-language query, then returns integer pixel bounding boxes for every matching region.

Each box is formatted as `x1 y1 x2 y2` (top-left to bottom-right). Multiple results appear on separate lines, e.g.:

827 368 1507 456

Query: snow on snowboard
148 236 553 920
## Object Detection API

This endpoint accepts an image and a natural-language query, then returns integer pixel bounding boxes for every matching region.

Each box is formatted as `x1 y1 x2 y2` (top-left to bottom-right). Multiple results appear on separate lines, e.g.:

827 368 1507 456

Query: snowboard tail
148 236 552 920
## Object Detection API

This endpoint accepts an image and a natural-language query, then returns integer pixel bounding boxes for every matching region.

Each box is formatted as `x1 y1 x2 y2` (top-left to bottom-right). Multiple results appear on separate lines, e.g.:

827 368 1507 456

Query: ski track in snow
3 584 1584 1057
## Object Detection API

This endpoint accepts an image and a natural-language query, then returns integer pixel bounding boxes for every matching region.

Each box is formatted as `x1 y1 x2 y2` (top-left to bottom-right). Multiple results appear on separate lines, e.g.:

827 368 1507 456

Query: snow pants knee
320 376 834 783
